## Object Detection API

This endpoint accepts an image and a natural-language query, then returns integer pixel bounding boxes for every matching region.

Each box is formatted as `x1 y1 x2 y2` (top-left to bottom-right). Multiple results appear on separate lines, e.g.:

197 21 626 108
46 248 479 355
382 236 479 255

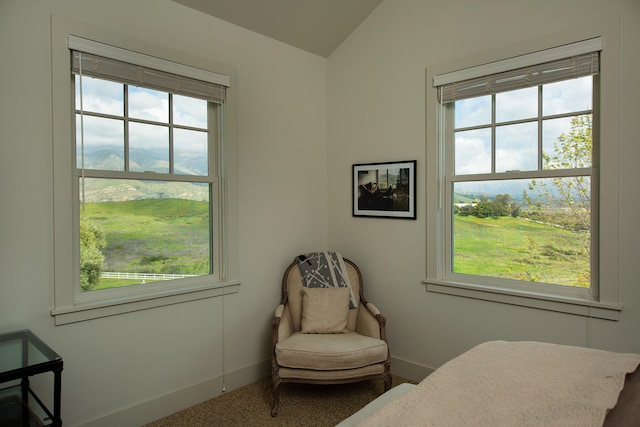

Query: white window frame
424 23 622 320
51 17 240 325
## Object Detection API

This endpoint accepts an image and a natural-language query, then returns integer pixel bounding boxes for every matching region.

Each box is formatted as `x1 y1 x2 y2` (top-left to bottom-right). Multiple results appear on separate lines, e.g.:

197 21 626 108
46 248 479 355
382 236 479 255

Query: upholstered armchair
271 253 391 416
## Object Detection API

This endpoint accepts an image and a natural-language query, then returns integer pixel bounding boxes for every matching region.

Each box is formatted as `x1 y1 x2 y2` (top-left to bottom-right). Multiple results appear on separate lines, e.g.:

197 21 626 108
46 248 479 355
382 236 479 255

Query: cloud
77 115 123 147
543 76 592 115
455 129 491 174
76 76 123 115
495 86 538 122
128 86 169 122
455 96 491 128
495 122 537 172
173 95 207 128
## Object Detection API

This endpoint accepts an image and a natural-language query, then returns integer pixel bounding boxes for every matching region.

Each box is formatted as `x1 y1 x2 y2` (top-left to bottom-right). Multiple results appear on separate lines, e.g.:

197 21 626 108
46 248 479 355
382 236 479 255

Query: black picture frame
352 160 416 219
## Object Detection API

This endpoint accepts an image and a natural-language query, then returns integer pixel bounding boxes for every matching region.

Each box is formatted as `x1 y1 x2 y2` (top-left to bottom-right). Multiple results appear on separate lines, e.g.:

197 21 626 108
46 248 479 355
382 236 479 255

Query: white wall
327 0 640 377
0 1 327 425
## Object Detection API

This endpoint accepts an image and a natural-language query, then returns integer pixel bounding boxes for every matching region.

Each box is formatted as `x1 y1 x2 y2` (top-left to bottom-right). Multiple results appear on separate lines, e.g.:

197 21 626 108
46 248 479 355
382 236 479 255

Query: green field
81 198 211 290
94 278 144 291
82 199 589 291
453 215 589 287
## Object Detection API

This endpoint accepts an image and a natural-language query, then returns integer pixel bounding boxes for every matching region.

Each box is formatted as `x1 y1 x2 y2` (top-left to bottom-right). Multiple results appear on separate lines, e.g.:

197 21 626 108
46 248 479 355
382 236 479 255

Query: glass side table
0 329 63 427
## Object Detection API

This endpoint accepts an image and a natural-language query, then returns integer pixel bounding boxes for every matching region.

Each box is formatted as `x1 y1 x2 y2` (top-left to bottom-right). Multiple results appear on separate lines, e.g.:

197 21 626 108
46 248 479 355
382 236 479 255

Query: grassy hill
82 198 589 291
81 198 210 290
453 215 589 287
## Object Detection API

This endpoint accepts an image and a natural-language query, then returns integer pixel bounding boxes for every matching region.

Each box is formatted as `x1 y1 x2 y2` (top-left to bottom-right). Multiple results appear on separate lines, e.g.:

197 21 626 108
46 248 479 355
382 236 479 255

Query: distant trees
454 194 519 218
80 219 106 291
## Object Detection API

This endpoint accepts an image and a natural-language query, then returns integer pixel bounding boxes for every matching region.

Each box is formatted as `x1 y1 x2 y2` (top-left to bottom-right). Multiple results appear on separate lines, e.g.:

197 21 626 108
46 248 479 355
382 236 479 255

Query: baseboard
390 355 434 383
219 358 271 393
77 356 424 426
77 359 271 427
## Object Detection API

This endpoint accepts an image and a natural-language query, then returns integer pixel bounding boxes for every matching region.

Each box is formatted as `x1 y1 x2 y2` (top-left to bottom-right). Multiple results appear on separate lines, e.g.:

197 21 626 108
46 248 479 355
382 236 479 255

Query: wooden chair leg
383 371 392 392
271 377 281 416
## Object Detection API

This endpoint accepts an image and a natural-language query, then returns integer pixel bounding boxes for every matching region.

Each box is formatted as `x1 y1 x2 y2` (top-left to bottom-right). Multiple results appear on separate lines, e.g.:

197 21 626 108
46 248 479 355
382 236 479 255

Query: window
72 46 223 297
425 36 621 319
51 25 239 325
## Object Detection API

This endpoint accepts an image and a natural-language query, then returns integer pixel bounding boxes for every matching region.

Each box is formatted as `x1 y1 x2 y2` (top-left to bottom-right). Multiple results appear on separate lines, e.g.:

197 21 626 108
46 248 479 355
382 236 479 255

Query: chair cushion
301 287 350 334
275 332 388 370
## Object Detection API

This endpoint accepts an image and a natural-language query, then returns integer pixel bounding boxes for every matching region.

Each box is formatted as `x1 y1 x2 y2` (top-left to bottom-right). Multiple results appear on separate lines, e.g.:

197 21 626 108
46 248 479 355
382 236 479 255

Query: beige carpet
145 375 413 427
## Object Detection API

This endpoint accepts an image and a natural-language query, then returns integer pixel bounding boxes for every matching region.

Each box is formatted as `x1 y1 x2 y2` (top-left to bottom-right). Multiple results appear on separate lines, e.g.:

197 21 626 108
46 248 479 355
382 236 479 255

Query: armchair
271 254 391 416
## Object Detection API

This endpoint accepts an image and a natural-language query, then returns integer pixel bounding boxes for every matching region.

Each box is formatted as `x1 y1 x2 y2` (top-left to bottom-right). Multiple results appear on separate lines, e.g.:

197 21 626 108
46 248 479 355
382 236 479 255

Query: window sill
51 281 241 325
423 279 621 320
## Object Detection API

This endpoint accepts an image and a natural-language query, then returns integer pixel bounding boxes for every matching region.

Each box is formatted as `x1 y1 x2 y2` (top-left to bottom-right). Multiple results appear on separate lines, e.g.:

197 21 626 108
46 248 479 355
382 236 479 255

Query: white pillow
300 287 350 334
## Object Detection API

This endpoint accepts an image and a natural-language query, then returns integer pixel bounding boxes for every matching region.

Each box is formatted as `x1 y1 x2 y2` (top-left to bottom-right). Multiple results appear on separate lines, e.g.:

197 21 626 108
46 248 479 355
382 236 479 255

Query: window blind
434 38 601 103
69 35 228 103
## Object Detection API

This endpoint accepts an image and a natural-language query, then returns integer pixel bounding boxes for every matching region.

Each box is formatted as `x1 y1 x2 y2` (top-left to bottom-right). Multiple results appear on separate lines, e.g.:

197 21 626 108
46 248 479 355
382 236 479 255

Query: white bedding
356 341 640 427
336 383 416 427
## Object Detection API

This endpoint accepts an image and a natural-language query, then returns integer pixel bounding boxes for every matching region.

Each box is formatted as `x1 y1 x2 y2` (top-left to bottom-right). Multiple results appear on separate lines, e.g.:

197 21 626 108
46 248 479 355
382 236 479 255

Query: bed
337 341 640 427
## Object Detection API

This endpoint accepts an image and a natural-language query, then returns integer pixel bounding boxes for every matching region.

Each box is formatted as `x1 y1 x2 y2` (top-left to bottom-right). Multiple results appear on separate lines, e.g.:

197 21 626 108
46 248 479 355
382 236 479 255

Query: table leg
21 377 29 427
53 367 62 426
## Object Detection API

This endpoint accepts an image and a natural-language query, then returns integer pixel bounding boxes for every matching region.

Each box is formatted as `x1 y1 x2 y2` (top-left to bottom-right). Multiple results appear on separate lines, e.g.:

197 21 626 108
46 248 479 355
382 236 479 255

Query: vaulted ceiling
172 0 382 57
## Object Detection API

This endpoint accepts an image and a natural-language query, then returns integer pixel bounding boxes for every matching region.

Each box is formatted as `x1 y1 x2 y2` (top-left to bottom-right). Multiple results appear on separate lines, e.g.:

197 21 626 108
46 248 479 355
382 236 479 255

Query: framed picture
352 160 416 219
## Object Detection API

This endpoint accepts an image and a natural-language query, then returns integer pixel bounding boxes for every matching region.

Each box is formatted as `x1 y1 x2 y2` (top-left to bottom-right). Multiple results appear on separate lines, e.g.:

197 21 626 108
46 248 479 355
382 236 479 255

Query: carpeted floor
144 375 414 426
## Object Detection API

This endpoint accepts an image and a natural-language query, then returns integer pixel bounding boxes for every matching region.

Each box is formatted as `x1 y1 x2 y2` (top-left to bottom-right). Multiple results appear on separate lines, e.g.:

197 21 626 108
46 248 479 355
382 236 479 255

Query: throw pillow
300 287 350 333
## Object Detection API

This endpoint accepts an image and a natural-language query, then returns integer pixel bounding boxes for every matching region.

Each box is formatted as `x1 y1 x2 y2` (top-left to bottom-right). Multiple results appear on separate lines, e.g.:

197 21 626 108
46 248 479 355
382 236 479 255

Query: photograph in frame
352 160 416 219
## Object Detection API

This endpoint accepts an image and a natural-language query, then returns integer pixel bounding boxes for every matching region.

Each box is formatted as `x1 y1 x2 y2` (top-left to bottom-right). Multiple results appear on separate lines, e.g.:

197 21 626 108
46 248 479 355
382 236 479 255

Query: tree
524 114 592 287
492 194 514 217
80 219 106 291
455 194 517 218
457 204 475 216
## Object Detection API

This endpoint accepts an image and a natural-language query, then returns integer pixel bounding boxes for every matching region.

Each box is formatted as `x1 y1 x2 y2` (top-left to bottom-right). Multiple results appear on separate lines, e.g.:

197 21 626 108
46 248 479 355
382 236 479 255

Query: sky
453 76 592 176
75 76 209 174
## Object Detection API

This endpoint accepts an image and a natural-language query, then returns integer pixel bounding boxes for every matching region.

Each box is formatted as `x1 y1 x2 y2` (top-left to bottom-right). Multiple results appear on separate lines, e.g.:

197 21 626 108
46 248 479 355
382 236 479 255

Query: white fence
101 272 196 281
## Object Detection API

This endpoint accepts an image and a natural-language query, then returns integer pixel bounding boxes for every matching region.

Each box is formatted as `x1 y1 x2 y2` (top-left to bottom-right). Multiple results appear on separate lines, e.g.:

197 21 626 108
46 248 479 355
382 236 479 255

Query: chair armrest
356 302 387 340
273 304 293 344
366 302 381 317
275 304 285 319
